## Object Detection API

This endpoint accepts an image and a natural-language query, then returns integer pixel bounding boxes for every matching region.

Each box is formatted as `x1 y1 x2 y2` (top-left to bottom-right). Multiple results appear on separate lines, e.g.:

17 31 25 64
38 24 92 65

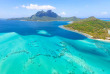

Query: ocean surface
0 20 110 74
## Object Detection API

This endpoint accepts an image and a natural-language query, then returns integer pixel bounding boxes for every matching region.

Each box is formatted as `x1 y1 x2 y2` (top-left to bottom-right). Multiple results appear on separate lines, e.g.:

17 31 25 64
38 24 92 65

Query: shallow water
0 20 110 74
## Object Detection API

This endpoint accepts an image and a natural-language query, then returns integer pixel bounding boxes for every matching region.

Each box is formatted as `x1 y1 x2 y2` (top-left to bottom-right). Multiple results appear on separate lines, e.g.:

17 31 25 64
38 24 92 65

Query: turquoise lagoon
0 20 110 74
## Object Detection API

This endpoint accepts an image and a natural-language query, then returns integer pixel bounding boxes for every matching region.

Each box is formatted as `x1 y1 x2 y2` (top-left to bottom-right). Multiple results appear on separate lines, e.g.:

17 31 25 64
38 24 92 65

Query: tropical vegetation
64 17 110 39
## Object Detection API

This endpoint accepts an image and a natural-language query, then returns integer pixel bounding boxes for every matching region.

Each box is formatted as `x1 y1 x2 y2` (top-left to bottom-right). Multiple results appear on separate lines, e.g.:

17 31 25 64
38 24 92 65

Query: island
64 17 110 40
8 10 80 21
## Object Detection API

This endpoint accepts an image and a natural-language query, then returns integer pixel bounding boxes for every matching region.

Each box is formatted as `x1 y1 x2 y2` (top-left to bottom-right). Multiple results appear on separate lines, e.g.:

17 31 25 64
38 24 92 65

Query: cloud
101 12 108 15
21 4 56 10
59 12 66 16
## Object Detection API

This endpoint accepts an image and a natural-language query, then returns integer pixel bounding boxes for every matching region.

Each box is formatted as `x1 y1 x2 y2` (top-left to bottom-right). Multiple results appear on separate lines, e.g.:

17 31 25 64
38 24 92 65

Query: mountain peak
32 10 59 18
88 16 97 20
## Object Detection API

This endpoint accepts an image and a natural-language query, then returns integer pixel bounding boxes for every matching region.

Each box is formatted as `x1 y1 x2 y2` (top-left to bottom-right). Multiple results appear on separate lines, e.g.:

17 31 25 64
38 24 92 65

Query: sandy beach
59 25 110 42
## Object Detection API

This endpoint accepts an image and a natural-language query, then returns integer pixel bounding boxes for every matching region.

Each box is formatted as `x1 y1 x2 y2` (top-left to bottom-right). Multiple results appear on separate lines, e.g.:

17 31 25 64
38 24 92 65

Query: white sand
59 25 110 42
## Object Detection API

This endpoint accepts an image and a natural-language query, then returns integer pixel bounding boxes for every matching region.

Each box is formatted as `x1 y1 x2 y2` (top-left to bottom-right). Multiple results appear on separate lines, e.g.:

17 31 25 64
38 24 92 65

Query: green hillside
64 17 110 39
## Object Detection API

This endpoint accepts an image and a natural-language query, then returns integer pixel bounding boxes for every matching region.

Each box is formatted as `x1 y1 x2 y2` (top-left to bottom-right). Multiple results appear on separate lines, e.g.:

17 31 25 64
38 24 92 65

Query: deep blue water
0 20 87 40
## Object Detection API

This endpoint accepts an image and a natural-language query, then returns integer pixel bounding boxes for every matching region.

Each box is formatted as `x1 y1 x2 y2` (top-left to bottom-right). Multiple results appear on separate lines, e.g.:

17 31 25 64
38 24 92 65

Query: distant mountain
8 10 80 21
31 10 59 18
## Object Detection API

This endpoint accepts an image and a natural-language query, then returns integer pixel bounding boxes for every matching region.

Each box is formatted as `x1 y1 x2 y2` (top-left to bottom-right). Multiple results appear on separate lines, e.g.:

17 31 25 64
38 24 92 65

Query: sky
0 0 110 18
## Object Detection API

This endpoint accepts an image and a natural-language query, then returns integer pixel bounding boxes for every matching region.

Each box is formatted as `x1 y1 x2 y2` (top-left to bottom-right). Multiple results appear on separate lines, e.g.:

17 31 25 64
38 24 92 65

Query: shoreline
19 20 72 22
59 25 110 42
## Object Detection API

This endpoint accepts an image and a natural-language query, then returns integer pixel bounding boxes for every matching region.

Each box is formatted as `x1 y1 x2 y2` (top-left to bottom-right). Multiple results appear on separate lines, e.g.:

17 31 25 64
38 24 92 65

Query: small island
64 17 110 40
9 10 80 21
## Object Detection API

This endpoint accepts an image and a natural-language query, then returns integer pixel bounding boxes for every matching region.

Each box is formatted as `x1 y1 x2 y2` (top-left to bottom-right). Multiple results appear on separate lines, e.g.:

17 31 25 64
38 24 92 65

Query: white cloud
101 12 108 15
59 12 66 16
21 4 56 10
